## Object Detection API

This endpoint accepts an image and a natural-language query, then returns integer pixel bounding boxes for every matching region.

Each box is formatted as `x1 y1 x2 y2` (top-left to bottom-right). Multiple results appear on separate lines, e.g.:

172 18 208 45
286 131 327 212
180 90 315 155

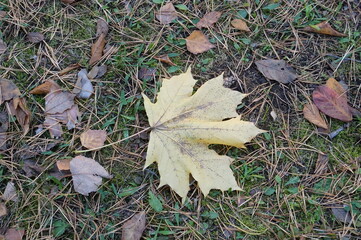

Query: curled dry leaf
96 19 109 37
143 68 264 200
58 63 81 76
0 40 6 54
89 33 106 65
30 80 61 95
70 156 113 196
186 30 215 54
73 69 94 99
302 21 346 37
0 202 7 217
255 59 297 84
80 129 107 149
312 85 352 122
196 11 222 29
156 2 177 24
4 229 25 240
56 159 71 171
1 182 18 202
26 32 44 43
303 103 328 129
8 97 31 134
154 54 176 66
0 112 8 150
122 211 146 240
231 19 250 32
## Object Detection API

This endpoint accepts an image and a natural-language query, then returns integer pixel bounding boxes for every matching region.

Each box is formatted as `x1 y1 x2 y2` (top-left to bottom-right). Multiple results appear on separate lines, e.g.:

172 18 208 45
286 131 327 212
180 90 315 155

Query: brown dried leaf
314 153 328 175
0 40 6 54
96 19 109 37
312 85 352 122
22 160 44 178
302 21 346 37
0 202 7 217
255 59 297 84
0 112 8 150
80 129 107 149
138 67 156 80
45 90 75 115
0 79 21 104
73 69 94 99
30 80 61 95
326 77 346 96
186 30 215 54
89 33 106 65
303 103 328 129
231 19 250 32
156 3 177 24
1 182 18 202
88 65 107 79
58 63 81 76
154 54 176 66
196 11 222 29
70 156 113 196
4 229 24 240
122 212 146 240
26 32 44 43
8 98 31 134
56 159 71 171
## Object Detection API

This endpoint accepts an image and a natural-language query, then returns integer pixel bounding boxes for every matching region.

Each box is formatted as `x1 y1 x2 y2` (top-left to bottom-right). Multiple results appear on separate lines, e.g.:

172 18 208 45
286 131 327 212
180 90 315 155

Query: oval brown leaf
255 59 297 83
303 103 328 129
27 32 44 43
30 80 61 95
231 19 250 32
80 129 107 149
312 85 352 122
89 33 106 65
155 2 178 24
196 11 222 29
302 21 346 37
122 212 146 240
186 30 215 54
154 54 176 66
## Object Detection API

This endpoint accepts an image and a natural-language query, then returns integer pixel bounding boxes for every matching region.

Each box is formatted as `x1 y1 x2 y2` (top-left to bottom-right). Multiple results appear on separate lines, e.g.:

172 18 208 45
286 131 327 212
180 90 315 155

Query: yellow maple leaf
143 68 265 200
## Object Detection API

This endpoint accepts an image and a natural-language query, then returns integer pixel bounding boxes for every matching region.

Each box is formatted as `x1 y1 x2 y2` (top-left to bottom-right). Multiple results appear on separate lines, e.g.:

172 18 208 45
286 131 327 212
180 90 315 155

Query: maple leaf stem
74 127 151 153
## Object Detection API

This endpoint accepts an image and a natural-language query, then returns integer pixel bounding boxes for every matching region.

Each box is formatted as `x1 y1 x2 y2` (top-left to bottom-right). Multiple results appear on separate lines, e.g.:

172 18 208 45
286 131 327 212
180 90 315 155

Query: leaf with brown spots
80 129 107 150
89 33 106 65
122 212 146 240
231 19 251 32
155 2 178 24
302 21 346 37
303 103 328 129
154 54 176 66
186 30 215 54
312 85 352 122
196 11 222 29
255 59 297 84
26 32 44 43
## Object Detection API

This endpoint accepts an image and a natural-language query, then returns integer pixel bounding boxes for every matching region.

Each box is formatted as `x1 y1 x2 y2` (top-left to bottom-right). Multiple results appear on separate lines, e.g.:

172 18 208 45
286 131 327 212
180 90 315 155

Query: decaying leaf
8 97 31 134
231 19 250 32
122 211 146 240
302 21 346 37
88 65 107 79
0 79 21 104
303 103 328 129
0 40 6 54
73 69 94 99
154 54 176 66
89 33 106 65
186 30 215 54
314 153 328 175
156 3 178 24
30 80 61 95
331 204 352 223
16 141 57 160
1 182 18 202
4 229 24 240
80 129 107 149
255 59 297 84
22 160 44 178
26 32 44 43
56 159 71 171
143 68 264 200
0 202 7 217
196 11 222 29
312 85 352 122
45 90 75 115
138 67 156 80
70 156 112 195
58 63 81 76
0 112 8 150
96 19 109 37
326 77 346 96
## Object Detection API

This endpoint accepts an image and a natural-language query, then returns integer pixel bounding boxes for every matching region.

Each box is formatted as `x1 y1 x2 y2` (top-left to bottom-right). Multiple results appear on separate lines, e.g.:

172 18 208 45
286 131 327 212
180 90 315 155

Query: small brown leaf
96 19 109 37
80 129 107 150
1 182 18 202
0 112 8 150
303 103 328 129
58 63 81 76
8 98 31 134
156 3 178 24
70 156 113 196
326 77 346 96
73 69 94 99
30 80 61 95
89 33 106 65
138 67 156 80
43 116 63 138
122 212 146 240
154 54 176 66
302 21 346 37
0 202 7 217
231 19 250 32
88 65 107 79
4 229 24 240
26 32 44 43
56 159 71 171
312 85 352 122
196 11 222 29
0 79 21 104
0 40 6 54
22 160 44 178
186 30 215 54
45 90 75 115
255 59 297 84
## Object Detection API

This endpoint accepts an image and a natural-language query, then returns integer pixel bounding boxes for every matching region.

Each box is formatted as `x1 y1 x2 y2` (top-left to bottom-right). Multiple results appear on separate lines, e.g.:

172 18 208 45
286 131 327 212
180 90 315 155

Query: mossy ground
0 0 360 239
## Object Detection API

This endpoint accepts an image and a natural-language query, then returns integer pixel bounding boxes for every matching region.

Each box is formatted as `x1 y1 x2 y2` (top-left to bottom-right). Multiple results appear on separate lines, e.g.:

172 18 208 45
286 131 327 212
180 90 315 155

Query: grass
0 0 360 239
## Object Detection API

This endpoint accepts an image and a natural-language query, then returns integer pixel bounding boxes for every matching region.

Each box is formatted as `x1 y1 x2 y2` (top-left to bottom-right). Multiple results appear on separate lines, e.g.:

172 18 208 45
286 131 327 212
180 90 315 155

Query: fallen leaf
122 212 146 240
0 79 21 104
96 19 108 37
312 85 352 122
73 69 94 99
138 67 156 80
331 204 352 223
22 160 44 177
231 19 250 32
30 80 61 95
0 112 8 150
196 11 222 29
303 103 328 129
1 182 18 202
58 63 81 76
43 116 63 138
155 3 178 24
326 78 346 96
186 30 215 54
26 32 44 43
8 97 31 134
143 68 264 200
70 156 113 196
0 40 6 54
56 159 71 171
154 54 176 66
314 153 328 175
0 202 7 217
303 21 346 37
45 90 75 115
88 65 107 79
80 129 107 150
255 59 297 84
61 0 76 3
16 141 57 160
89 33 106 65
4 229 24 240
